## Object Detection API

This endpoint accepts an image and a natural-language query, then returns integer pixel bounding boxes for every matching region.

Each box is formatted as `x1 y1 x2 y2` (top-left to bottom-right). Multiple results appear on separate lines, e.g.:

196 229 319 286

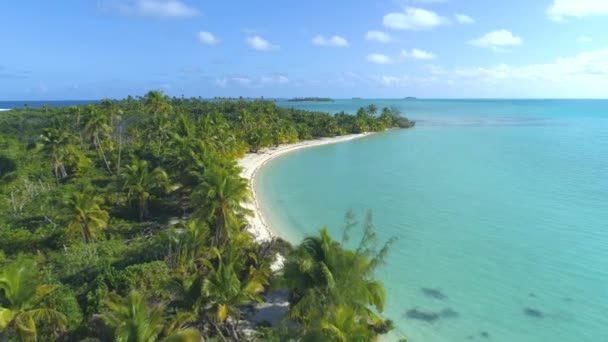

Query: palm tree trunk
94 134 113 175
210 321 228 342
117 126 123 174
139 198 145 222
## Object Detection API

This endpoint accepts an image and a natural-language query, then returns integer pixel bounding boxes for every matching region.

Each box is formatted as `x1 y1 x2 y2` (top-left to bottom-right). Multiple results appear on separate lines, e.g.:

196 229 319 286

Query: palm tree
102 291 200 342
310 305 376 342
122 159 172 222
84 105 113 174
99 98 123 128
282 214 394 338
144 90 171 115
58 187 109 243
40 127 77 180
192 166 252 246
169 243 269 341
0 256 67 341
165 219 212 274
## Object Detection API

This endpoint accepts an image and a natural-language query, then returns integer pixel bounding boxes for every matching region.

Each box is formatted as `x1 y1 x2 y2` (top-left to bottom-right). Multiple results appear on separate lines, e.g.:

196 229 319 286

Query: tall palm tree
99 98 123 128
310 305 376 342
164 219 212 274
143 90 171 115
58 188 109 243
40 127 77 180
122 159 172 222
282 215 394 338
170 243 269 341
84 105 113 174
102 291 200 342
0 256 67 341
192 166 252 246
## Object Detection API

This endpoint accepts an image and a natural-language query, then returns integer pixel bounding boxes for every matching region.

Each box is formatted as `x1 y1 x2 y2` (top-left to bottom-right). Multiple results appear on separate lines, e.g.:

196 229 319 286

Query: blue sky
1 0 608 99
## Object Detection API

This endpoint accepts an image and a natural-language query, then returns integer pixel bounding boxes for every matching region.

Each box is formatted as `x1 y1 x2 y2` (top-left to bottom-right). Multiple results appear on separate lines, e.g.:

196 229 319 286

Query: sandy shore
237 132 371 244
238 133 374 324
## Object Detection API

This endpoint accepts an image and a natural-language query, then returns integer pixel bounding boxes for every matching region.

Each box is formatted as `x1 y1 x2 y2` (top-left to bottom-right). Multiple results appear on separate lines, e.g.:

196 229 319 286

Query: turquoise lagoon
257 100 608 341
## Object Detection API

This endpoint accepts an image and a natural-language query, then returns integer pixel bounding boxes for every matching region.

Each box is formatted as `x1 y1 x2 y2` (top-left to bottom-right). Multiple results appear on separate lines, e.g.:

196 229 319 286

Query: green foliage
0 92 414 340
0 255 68 341
280 212 396 341
116 261 171 299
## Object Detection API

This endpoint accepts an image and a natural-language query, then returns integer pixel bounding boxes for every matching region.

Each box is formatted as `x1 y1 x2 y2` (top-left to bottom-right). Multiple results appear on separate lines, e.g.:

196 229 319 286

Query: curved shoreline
237 132 373 244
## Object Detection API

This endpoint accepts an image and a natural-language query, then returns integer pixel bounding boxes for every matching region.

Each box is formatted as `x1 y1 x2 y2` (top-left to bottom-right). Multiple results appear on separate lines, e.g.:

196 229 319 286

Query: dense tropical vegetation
0 92 413 341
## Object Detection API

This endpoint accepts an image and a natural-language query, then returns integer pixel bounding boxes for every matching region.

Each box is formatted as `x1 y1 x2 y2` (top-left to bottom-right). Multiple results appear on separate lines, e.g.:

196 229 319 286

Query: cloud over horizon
103 0 199 18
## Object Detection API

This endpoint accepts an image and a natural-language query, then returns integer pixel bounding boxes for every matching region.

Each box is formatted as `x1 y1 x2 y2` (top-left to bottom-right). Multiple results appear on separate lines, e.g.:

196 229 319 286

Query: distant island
287 97 334 102
404 96 417 100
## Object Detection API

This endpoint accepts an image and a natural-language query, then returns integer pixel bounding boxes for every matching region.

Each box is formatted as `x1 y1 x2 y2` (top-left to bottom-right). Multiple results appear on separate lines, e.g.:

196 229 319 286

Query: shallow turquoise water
258 100 608 341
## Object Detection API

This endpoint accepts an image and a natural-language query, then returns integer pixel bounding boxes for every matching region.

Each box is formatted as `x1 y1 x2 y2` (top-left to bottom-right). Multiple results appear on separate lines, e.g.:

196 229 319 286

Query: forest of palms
0 91 413 341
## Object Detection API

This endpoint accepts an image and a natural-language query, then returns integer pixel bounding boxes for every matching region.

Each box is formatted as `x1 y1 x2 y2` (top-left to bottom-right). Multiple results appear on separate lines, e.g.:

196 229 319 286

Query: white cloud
197 31 218 45
261 74 290 85
312 35 349 47
470 30 522 51
366 54 394 64
383 7 447 30
380 75 403 86
403 48 436 59
365 30 392 43
246 35 278 51
233 77 252 86
578 35 593 43
215 74 290 88
454 14 475 24
548 0 608 21
105 0 199 18
215 78 228 88
426 48 608 84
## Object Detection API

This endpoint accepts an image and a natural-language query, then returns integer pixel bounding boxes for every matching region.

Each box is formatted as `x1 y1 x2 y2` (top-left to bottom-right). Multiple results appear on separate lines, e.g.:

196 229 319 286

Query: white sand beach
237 132 371 245
239 133 372 323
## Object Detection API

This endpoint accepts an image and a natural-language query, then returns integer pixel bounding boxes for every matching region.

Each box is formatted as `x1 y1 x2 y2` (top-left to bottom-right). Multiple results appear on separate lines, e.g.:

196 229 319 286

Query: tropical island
286 97 335 102
0 91 413 341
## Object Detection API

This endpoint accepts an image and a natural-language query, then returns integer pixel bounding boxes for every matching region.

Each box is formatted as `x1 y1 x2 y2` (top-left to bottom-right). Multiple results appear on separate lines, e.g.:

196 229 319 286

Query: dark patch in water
524 308 544 318
421 287 447 300
440 307 459 318
528 292 537 298
563 297 573 302
405 307 459 323
480 331 490 338
405 308 440 323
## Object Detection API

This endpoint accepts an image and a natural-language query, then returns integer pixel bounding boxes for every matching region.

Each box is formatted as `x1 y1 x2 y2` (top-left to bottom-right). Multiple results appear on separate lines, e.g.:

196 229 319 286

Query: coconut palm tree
192 166 251 246
40 127 77 180
304 305 376 342
169 243 269 341
0 256 67 341
58 187 109 243
282 214 394 338
102 291 200 342
122 159 172 222
143 90 171 115
164 219 212 274
83 105 113 174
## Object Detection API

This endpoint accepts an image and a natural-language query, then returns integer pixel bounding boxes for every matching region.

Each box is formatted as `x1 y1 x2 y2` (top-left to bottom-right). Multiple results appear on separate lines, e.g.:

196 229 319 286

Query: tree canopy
0 92 413 340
